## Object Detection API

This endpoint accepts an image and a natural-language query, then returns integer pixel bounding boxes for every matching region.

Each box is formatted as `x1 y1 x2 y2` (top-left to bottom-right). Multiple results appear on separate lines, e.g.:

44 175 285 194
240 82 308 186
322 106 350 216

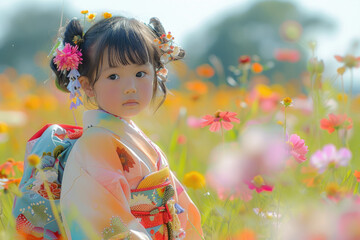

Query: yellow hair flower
103 12 112 19
80 10 89 14
87 13 96 22
27 154 41 167
183 171 206 189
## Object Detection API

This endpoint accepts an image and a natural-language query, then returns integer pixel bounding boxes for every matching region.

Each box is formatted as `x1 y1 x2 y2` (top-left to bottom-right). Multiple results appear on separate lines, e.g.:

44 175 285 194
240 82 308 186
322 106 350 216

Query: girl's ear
79 76 95 97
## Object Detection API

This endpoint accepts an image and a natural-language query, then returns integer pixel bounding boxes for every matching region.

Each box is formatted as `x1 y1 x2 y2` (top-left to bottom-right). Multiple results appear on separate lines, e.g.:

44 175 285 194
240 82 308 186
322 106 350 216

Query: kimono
60 109 203 240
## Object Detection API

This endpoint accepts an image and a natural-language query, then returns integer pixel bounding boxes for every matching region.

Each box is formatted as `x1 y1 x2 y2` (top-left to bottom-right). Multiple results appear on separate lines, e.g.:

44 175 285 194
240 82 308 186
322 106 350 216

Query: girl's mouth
123 102 139 107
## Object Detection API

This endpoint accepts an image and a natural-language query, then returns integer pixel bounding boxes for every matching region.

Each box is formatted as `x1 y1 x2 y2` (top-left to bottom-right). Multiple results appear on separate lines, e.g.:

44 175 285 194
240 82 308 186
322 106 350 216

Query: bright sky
1 0 360 87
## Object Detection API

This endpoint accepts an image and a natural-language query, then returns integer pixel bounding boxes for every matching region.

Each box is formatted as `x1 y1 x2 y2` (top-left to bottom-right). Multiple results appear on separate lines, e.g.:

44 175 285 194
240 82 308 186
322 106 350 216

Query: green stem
220 123 224 144
240 66 248 87
284 107 287 141
83 15 86 36
349 68 353 113
341 75 346 114
39 170 66 238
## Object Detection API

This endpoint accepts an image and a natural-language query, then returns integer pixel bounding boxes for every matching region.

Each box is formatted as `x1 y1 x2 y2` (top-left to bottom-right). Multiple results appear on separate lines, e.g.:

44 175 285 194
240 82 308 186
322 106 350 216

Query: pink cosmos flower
201 110 240 132
187 116 203 128
245 175 273 193
320 113 353 134
53 43 83 72
287 134 308 163
337 211 360 239
274 48 301 63
310 144 351 174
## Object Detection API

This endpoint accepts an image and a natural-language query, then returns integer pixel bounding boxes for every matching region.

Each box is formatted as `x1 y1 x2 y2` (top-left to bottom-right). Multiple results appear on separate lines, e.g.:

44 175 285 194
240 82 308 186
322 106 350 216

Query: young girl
50 16 203 239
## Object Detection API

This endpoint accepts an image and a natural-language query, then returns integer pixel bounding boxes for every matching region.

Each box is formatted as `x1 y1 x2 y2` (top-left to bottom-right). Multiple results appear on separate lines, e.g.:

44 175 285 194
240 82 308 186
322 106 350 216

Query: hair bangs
107 22 154 68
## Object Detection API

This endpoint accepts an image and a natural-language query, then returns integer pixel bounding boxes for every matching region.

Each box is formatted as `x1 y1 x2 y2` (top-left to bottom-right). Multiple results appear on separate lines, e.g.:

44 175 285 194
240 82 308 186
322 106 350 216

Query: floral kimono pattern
60 109 203 239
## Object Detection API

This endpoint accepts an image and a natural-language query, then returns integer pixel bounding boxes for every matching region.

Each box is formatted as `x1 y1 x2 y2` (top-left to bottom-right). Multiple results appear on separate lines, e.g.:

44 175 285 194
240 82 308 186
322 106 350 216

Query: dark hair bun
148 17 166 38
50 19 84 92
63 18 83 47
148 17 185 62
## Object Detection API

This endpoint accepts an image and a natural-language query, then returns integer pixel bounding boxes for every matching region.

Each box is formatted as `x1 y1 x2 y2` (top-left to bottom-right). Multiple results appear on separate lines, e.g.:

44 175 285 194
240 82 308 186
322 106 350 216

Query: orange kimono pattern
60 109 203 239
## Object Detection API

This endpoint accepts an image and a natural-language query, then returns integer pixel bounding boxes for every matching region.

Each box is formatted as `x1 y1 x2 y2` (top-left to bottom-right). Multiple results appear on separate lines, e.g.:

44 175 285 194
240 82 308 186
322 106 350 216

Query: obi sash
130 167 185 240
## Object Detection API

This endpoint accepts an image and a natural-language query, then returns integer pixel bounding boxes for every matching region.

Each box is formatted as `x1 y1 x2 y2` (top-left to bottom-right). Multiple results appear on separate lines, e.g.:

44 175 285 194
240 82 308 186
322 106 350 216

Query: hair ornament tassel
52 42 83 110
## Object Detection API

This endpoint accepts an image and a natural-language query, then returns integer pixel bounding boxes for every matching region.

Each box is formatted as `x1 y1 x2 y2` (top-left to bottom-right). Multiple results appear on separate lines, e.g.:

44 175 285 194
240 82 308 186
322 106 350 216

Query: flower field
1 45 360 239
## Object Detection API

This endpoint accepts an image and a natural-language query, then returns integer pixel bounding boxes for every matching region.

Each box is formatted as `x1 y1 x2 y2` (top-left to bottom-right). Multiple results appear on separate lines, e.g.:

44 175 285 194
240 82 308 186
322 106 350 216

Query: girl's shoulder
75 125 119 148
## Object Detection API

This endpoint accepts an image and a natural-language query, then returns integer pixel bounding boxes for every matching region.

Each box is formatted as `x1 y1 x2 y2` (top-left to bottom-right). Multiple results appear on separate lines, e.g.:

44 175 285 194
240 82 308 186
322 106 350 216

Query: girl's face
80 50 154 121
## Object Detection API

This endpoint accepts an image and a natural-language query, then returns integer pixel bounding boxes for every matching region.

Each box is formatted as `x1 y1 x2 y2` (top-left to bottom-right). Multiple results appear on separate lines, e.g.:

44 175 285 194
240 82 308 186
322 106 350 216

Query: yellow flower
252 175 264 188
325 182 340 197
27 154 40 167
42 95 58 111
277 120 283 126
80 10 89 14
103 12 112 19
183 171 206 189
0 122 8 134
337 93 348 103
24 95 41 110
87 13 96 22
256 84 272 98
281 97 293 107
337 66 346 75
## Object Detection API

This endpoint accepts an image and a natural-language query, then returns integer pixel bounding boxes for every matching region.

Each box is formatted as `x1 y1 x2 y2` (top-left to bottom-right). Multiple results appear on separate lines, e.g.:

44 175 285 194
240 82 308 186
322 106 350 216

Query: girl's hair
50 16 185 112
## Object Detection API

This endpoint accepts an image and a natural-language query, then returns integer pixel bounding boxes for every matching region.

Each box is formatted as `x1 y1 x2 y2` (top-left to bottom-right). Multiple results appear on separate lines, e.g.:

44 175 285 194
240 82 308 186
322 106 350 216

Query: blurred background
3 1 360 239
0 0 359 89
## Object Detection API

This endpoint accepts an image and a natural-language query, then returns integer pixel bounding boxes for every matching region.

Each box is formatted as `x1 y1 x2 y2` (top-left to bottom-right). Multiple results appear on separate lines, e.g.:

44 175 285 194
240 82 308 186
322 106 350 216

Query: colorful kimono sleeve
170 171 204 239
60 128 151 240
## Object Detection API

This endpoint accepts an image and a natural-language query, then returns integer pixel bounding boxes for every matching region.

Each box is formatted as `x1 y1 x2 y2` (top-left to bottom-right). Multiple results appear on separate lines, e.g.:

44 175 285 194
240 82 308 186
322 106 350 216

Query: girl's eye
136 71 146 78
108 74 119 80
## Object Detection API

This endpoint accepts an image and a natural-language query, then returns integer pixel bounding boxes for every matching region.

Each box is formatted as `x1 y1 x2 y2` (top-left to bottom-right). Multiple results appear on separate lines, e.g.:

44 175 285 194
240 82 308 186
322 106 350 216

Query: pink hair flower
53 43 83 72
201 110 240 132
287 134 308 163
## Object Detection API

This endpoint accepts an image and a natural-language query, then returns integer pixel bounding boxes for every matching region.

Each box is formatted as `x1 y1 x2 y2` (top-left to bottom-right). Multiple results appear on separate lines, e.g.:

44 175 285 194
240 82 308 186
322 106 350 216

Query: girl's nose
124 78 137 94
124 88 136 94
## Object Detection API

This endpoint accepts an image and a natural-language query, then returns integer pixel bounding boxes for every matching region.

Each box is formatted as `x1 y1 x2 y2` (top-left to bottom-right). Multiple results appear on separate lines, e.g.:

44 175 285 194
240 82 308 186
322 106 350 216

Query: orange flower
0 158 24 178
320 113 353 134
103 12 112 19
80 10 89 14
87 13 96 22
196 64 215 78
251 62 263 73
335 55 360 69
185 80 208 94
201 110 240 132
232 228 257 240
0 177 21 190
354 170 360 182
